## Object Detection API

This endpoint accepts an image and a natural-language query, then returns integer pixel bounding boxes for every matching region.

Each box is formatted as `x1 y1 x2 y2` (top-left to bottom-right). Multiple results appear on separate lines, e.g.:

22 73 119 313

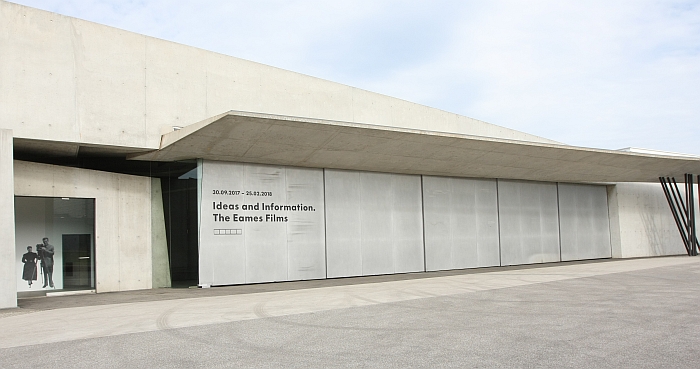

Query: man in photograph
37 237 55 288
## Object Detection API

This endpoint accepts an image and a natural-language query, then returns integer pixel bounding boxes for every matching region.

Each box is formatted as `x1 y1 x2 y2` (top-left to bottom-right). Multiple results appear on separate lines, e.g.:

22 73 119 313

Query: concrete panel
93 173 122 292
325 170 424 277
1 2 557 151
206 54 355 124
558 183 612 261
498 180 561 265
423 176 500 271
0 2 78 143
13 161 153 293
0 130 16 308
145 37 208 141
198 161 325 285
609 182 689 258
151 178 171 288
72 18 147 146
324 170 363 278
204 54 265 118
117 176 152 290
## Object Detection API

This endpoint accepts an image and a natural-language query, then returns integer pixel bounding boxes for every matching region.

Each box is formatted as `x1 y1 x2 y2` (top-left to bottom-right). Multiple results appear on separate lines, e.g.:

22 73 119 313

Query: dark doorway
161 164 199 287
62 234 94 289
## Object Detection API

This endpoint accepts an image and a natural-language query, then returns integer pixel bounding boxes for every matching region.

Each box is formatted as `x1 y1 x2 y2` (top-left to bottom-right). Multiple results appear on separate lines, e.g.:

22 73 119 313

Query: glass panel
15 197 95 293
160 161 199 286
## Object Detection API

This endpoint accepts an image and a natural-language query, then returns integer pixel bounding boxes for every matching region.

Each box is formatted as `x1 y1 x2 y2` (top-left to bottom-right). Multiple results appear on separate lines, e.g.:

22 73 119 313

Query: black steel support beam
660 177 691 254
687 174 698 256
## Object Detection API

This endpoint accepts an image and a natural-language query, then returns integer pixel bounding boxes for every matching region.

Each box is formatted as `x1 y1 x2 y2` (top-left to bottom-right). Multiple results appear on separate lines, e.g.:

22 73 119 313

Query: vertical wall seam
420 175 427 272
117 177 122 291
285 168 290 281
143 36 147 145
323 169 328 279
496 179 502 267
556 183 563 262
359 172 363 276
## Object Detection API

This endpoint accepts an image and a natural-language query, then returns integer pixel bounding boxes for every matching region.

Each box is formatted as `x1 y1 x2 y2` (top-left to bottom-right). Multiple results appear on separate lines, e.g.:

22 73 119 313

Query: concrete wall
0 1 557 150
0 130 16 308
608 183 690 258
13 161 154 292
151 178 170 289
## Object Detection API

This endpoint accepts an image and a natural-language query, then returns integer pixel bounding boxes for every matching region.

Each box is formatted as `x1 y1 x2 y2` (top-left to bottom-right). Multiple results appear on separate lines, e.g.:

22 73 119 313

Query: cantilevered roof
129 111 700 183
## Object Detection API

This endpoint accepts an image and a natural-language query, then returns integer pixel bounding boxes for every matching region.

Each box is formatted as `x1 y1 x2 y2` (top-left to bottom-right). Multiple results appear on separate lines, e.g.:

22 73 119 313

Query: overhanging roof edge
154 110 700 162
127 111 700 183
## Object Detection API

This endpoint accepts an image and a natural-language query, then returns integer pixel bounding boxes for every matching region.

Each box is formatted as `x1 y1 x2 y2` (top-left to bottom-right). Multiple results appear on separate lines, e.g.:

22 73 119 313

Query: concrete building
1 1 699 308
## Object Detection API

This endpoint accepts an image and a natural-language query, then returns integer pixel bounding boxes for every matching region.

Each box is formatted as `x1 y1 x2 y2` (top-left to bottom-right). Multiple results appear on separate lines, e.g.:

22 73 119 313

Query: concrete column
0 129 17 309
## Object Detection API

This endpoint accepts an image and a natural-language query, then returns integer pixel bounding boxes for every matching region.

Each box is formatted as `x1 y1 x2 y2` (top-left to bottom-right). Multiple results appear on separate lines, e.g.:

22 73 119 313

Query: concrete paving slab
2 256 700 368
0 256 697 350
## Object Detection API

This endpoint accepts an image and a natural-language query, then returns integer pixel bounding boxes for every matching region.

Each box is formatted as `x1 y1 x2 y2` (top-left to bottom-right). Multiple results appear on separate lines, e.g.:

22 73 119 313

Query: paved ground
1 256 700 368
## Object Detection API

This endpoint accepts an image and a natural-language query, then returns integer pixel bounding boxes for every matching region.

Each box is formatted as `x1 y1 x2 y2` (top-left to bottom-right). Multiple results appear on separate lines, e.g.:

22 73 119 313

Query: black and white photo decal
19 238 55 288
15 197 95 293
36 237 56 288
20 245 38 288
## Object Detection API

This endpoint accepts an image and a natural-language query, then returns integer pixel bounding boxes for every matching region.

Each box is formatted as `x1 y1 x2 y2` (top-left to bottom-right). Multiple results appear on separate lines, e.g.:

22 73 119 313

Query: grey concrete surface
1 256 699 368
1 0 555 151
0 129 16 309
609 182 692 258
132 112 700 183
151 178 171 289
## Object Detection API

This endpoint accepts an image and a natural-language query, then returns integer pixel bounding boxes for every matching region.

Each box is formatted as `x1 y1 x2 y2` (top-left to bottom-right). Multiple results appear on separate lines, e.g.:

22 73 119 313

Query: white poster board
199 161 326 285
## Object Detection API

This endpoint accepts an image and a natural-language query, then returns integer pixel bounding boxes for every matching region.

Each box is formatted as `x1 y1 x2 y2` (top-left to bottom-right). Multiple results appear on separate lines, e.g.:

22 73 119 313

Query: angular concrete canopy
130 111 700 183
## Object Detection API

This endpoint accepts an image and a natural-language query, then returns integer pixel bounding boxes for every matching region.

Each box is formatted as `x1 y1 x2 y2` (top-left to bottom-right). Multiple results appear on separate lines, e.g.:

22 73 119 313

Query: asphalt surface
1 257 699 368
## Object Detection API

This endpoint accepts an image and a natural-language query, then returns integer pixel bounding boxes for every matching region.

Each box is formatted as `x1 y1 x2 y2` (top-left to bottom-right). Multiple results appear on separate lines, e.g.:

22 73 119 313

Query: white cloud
9 0 700 154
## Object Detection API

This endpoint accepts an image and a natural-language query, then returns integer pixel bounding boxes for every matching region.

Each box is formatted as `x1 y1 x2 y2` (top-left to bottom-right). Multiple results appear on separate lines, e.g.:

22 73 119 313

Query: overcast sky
10 0 700 154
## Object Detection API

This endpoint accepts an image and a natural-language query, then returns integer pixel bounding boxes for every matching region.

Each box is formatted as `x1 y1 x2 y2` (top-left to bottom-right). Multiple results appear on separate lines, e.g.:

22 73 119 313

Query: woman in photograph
21 246 38 287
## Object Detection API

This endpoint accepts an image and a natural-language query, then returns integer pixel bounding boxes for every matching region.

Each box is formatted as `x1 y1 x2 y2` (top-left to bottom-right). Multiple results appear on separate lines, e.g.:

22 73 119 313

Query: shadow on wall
640 204 666 256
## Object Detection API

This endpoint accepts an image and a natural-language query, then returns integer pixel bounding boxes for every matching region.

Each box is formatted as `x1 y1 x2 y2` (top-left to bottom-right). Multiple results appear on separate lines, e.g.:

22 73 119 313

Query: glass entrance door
62 234 94 289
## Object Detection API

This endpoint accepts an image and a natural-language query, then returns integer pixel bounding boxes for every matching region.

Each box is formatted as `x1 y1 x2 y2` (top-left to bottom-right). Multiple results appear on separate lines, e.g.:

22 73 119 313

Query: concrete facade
13 161 155 292
0 1 696 305
0 129 16 308
608 183 690 258
150 178 170 289
0 0 556 151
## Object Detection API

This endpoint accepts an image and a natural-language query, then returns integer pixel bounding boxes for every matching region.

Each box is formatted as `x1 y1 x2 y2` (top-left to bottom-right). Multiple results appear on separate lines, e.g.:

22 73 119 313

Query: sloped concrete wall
13 161 154 292
151 178 170 289
0 1 557 150
0 130 16 308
